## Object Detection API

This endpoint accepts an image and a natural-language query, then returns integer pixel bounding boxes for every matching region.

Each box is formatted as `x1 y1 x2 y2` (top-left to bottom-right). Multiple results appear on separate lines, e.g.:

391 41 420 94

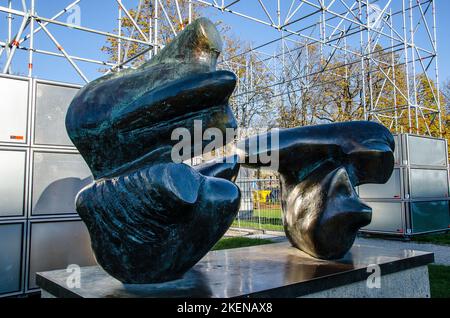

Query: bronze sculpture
66 18 394 283
239 122 394 259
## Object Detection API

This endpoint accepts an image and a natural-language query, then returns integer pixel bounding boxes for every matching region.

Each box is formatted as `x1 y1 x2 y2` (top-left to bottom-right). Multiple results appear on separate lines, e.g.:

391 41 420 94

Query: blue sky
435 0 450 85
1 0 449 86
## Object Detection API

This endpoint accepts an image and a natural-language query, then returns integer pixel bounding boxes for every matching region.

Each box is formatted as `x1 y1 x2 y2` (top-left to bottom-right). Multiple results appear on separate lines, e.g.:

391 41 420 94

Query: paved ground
245 233 287 243
225 228 450 266
355 237 450 266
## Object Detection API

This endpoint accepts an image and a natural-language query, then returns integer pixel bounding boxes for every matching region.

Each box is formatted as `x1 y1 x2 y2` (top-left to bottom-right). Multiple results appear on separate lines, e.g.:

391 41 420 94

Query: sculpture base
36 242 433 298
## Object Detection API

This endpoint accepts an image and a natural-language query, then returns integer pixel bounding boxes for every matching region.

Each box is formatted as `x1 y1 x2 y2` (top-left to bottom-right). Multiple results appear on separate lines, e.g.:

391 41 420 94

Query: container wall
31 151 92 216
362 201 404 234
0 77 29 145
27 220 96 290
0 149 27 217
34 82 79 147
0 76 96 297
359 168 402 200
407 135 447 167
393 134 401 166
410 201 450 234
0 223 24 295
409 169 449 199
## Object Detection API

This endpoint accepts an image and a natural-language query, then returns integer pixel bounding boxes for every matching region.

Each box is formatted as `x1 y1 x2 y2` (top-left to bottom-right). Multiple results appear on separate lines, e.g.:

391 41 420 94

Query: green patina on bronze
66 18 236 180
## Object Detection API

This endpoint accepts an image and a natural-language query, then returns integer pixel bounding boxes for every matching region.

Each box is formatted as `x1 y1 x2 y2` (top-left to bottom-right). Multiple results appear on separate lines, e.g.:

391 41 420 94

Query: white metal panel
362 202 404 234
31 151 92 216
358 169 401 200
28 220 96 290
393 135 400 166
407 135 447 167
0 223 23 295
34 82 79 146
0 149 26 217
0 77 29 144
410 169 449 199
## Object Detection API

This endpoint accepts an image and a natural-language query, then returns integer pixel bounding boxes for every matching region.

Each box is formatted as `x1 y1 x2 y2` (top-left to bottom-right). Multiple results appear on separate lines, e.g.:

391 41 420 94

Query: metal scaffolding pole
6 0 12 73
118 4 122 67
432 0 442 137
0 0 442 137
37 20 89 83
28 0 34 76
3 13 29 73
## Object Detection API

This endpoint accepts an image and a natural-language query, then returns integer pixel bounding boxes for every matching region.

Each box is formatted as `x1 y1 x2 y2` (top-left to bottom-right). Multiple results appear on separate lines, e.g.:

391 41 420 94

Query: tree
102 0 200 68
365 45 410 132
220 35 275 130
415 74 448 138
316 53 365 123
442 79 450 113
277 43 322 128
101 0 274 132
101 3 448 157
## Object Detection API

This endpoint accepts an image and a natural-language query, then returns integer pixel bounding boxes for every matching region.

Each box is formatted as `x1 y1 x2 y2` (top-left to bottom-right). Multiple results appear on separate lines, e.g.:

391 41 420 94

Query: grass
231 219 284 232
212 237 274 251
413 232 450 246
234 207 284 232
428 265 450 298
252 208 283 219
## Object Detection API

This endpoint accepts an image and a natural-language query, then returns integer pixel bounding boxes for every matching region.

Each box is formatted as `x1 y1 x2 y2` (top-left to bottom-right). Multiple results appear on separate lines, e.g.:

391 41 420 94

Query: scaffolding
0 0 442 136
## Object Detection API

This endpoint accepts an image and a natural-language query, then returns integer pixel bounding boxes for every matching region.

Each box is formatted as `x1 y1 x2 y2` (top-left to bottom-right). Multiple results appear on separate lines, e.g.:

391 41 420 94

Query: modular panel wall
27 220 96 290
0 77 29 144
362 202 404 234
31 151 93 216
0 149 27 217
0 223 24 295
34 82 79 147
0 76 98 297
393 135 401 166
407 135 447 167
409 169 449 199
410 201 450 234
361 134 450 236
359 168 402 200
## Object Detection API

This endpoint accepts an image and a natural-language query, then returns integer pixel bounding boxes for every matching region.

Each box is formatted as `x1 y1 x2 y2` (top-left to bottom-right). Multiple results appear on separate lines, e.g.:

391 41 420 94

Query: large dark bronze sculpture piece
66 18 394 284
66 18 241 283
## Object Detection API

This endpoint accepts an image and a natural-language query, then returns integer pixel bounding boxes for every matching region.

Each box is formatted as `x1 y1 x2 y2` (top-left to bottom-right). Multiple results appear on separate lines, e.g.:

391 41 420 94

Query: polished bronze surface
239 122 395 259
36 242 433 298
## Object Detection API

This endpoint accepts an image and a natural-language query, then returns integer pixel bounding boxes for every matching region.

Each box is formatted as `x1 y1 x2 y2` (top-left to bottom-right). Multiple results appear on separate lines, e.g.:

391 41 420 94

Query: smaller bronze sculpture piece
239 122 395 259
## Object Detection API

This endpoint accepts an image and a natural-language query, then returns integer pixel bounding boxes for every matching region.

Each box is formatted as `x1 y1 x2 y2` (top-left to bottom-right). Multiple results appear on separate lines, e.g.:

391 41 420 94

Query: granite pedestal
36 242 434 298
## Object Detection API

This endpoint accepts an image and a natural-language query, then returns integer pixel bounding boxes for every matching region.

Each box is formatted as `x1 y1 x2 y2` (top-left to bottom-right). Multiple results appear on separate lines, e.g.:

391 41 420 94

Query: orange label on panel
10 135 24 140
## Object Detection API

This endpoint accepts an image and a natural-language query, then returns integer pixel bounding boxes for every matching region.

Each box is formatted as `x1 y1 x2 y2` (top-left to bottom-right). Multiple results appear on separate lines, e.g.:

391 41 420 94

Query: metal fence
233 178 283 233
